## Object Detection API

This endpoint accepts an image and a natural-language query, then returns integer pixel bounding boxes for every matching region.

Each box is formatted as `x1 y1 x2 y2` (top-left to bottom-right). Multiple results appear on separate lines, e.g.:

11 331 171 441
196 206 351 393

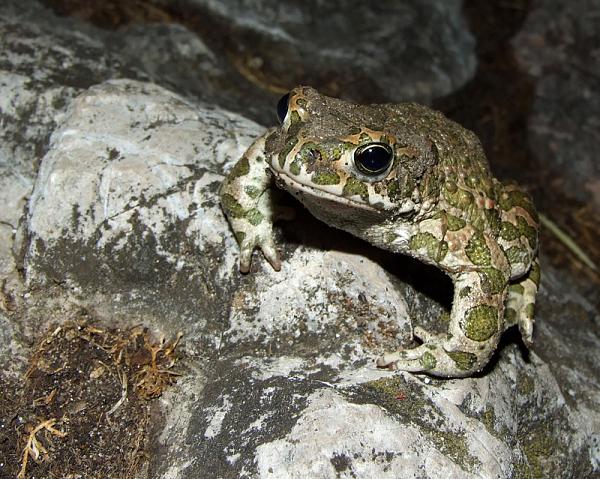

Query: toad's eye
276 93 290 124
354 143 394 175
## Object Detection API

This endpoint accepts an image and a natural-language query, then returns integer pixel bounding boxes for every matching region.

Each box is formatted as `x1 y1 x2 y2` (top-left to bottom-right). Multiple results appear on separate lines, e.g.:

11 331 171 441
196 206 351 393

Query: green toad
220 87 540 378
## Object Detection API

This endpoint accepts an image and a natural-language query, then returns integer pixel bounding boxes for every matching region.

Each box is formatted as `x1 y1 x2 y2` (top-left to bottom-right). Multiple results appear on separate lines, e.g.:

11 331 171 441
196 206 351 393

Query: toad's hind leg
377 268 509 378
505 257 540 346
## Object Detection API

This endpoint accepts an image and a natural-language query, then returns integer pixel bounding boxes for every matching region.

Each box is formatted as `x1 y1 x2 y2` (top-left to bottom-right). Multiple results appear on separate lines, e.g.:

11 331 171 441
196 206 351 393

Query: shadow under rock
279 199 453 312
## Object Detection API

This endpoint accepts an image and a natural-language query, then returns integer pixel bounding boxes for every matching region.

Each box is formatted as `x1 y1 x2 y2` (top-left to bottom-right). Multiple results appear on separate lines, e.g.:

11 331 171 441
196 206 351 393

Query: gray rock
1 0 129 369
22 80 600 478
1 1 599 477
0 0 263 355
181 0 476 106
0 0 134 208
24 80 254 336
0 0 140 314
512 0 600 208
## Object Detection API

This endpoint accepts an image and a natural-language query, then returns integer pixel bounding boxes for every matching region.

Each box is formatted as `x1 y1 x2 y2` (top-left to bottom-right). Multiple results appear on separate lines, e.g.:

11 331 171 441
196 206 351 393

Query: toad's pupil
276 93 290 124
354 143 394 175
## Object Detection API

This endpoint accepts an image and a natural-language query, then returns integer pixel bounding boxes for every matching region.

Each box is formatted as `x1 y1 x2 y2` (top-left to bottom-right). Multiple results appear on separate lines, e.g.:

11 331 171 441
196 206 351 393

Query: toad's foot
238 229 281 273
376 344 475 378
376 327 493 378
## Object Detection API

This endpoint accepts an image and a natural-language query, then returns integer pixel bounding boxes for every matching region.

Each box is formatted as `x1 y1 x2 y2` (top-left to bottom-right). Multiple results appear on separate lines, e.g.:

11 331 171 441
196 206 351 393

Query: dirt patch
0 321 182 478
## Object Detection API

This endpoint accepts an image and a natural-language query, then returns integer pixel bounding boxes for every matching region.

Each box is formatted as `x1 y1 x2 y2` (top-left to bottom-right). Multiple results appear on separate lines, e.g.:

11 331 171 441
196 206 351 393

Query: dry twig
134 332 183 400
18 418 67 479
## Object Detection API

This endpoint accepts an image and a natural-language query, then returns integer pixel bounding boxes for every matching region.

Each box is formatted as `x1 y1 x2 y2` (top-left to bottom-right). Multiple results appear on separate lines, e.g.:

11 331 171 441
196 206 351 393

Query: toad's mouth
273 170 384 213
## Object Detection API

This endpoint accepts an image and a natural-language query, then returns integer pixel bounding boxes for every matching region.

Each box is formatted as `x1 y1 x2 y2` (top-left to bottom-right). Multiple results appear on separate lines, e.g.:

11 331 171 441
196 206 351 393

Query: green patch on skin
446 213 466 231
279 136 299 168
420 352 437 370
420 173 441 199
230 157 250 178
479 267 507 295
484 209 501 235
385 179 402 201
529 260 541 287
286 111 303 138
244 185 261 199
464 175 479 189
505 307 517 325
509 283 525 295
469 215 487 233
524 303 535 319
289 110 302 125
245 208 264 226
408 232 448 262
465 232 491 266
444 185 474 211
312 169 341 185
445 180 458 193
459 286 472 298
296 142 321 168
289 157 302 176
447 350 477 371
234 230 246 243
463 305 498 341
330 142 353 161
499 188 539 223
221 193 245 218
505 245 528 266
343 177 368 200
500 221 520 241
359 132 374 143
517 216 538 249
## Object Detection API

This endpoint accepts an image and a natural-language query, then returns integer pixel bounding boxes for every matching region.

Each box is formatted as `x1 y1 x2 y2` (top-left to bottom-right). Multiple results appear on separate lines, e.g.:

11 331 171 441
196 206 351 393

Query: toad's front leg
220 130 288 273
377 245 511 377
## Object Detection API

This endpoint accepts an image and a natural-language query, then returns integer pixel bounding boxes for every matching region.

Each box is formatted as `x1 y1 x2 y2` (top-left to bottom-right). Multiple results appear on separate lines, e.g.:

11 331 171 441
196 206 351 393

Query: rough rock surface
1 0 143 335
179 0 476 106
18 80 600 478
512 0 600 208
1 0 599 478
